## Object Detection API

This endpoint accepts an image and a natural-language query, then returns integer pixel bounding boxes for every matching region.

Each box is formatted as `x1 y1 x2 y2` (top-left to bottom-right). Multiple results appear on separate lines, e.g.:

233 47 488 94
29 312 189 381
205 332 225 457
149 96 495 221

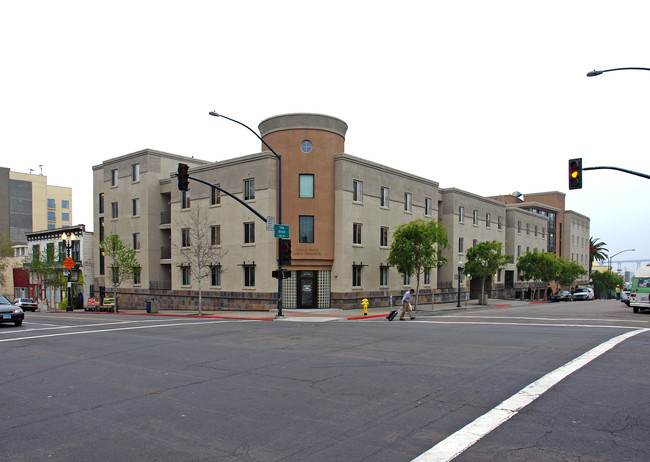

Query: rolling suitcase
386 309 399 321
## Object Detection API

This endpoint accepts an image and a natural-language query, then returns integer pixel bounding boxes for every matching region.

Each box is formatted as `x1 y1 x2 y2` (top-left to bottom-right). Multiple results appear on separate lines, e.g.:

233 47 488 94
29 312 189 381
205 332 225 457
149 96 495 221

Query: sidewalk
111 297 543 321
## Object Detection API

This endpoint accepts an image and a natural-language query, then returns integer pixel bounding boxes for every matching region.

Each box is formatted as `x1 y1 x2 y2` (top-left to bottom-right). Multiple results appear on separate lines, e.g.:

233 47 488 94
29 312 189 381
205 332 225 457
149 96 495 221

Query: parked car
620 283 632 306
572 287 595 301
1 295 24 327
13 298 38 312
550 290 573 302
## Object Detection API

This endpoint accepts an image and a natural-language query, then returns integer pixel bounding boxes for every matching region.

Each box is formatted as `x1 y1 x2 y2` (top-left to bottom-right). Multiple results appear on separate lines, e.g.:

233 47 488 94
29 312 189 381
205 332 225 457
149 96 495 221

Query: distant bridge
610 259 650 271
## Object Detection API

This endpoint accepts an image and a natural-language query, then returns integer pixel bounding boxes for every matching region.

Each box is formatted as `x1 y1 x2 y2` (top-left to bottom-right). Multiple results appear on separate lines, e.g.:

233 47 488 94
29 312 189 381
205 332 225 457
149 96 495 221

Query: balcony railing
160 211 171 225
149 280 171 290
160 246 171 259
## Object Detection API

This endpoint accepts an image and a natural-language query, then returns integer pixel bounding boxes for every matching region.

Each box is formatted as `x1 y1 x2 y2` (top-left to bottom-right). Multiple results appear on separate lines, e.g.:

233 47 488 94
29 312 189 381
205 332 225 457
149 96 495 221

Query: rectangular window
133 266 141 284
133 232 141 250
111 169 118 187
211 265 222 286
404 193 412 212
380 187 389 207
244 265 255 287
132 163 140 182
111 202 118 219
62 200 70 209
353 180 363 203
32 245 40 261
535 225 538 237
132 198 140 216
424 268 431 285
47 198 56 208
486 213 491 228
99 193 104 214
244 178 255 200
526 223 530 235
211 184 221 205
182 266 191 285
498 216 503 230
47 211 56 221
211 225 221 246
425 198 432 216
473 210 478 225
517 221 522 234
473 239 478 248
380 226 388 247
299 174 314 198
459 237 464 253
352 266 362 287
244 222 255 244
403 273 410 285
517 245 521 257
181 190 190 209
181 228 191 247
353 223 362 245
299 216 314 243
380 266 389 286
459 206 464 223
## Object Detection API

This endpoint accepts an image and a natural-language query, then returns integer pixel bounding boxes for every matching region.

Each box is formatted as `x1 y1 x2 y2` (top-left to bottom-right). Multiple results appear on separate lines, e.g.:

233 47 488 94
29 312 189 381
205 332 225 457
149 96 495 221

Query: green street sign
274 224 289 239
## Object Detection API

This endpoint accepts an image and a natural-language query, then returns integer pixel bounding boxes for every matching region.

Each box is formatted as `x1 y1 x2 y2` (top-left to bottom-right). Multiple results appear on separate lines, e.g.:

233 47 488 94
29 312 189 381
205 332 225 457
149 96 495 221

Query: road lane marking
436 315 647 323
413 320 642 330
0 319 255 343
411 327 649 462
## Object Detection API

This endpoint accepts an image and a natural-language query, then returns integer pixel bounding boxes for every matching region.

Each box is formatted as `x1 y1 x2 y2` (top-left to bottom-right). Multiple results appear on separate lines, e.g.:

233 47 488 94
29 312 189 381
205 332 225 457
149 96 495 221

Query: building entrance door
297 271 317 308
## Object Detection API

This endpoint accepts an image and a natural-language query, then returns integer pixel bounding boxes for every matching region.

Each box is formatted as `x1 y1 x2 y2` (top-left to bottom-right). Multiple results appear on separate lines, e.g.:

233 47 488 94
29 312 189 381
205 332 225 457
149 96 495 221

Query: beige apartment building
91 114 591 311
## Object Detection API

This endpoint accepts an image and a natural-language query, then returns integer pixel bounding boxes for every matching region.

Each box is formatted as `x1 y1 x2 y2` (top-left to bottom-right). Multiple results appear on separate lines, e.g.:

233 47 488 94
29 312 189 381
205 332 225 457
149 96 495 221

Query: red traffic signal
278 239 291 266
568 158 582 190
177 163 190 191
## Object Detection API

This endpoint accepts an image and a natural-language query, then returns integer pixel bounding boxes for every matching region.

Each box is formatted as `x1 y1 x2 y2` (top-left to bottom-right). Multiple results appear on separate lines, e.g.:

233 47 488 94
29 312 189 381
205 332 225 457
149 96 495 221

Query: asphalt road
2 300 648 461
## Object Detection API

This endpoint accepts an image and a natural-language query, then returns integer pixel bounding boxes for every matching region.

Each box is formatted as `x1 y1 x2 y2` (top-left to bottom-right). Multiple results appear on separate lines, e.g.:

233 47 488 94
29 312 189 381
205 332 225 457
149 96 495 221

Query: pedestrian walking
399 288 415 320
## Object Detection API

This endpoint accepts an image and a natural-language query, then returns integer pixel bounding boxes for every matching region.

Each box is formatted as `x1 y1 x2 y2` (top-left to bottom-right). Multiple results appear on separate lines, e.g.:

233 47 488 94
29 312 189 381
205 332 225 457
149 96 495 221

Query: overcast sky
2 1 648 273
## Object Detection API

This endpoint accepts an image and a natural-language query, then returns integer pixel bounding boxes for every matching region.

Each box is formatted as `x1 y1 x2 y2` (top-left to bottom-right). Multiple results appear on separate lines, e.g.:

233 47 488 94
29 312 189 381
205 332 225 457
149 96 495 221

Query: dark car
1 295 24 326
550 290 573 302
13 298 38 312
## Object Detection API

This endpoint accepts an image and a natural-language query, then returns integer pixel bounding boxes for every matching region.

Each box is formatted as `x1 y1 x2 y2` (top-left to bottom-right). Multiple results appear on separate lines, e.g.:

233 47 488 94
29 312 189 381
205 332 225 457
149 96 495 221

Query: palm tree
589 237 608 274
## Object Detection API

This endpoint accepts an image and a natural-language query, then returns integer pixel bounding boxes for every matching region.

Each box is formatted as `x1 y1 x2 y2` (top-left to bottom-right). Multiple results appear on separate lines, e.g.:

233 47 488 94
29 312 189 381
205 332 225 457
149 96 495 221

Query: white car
620 283 632 306
572 287 595 301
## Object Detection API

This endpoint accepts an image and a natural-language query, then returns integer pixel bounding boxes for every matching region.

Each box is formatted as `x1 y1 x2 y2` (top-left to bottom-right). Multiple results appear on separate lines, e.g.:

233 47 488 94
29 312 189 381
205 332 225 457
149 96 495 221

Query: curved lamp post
608 248 635 273
209 112 284 316
587 67 650 77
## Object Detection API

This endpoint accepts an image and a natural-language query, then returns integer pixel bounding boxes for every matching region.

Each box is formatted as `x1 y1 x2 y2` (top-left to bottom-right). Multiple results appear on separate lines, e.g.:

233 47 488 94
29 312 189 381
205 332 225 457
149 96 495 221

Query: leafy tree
28 244 66 310
464 241 511 304
174 206 227 315
557 258 587 289
589 237 608 274
99 234 139 312
387 218 448 308
0 232 13 286
590 271 624 299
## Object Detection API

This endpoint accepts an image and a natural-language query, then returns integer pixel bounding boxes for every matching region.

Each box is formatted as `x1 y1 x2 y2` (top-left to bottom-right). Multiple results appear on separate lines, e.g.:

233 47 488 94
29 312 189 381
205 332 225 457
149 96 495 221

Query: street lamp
608 248 635 273
587 67 650 77
457 262 463 308
209 111 285 317
61 232 76 311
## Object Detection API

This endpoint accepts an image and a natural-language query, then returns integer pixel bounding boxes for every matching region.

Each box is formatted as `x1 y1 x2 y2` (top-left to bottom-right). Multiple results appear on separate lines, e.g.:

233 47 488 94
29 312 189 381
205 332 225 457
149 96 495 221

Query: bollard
361 298 369 316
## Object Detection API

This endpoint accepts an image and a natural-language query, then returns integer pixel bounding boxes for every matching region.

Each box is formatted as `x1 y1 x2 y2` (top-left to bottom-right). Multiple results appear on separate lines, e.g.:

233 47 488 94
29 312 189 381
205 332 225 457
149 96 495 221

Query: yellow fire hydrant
361 298 369 316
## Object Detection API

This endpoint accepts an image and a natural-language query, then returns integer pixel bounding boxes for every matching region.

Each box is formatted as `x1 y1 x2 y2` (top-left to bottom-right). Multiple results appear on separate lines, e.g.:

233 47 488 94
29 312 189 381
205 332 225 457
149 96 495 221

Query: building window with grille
133 232 141 250
211 265 222 286
425 197 432 216
181 228 191 247
244 265 255 287
132 163 140 182
459 237 464 253
47 211 56 221
353 223 362 245
353 180 363 203
62 212 69 221
182 266 191 286
62 200 70 209
498 216 503 230
526 223 530 235
244 222 255 244
352 265 362 287
244 178 255 201
404 193 412 212
299 216 314 243
380 226 388 247
380 187 389 208
380 266 389 286
424 268 431 285
181 190 190 209
211 225 221 246
211 184 221 205
111 169 118 187
47 198 56 209
517 221 522 234
133 266 141 285
299 174 314 198
486 213 491 228
473 210 478 225
111 202 118 219
459 206 464 223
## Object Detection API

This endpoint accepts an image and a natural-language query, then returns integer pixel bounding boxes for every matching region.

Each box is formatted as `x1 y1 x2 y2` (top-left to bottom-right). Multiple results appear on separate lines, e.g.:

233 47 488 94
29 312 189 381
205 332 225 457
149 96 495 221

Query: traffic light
177 163 190 191
568 158 582 190
278 239 291 266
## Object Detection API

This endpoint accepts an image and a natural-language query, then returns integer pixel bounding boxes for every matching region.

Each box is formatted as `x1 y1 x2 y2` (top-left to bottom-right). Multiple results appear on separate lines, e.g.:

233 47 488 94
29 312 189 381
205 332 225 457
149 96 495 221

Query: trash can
146 299 151 313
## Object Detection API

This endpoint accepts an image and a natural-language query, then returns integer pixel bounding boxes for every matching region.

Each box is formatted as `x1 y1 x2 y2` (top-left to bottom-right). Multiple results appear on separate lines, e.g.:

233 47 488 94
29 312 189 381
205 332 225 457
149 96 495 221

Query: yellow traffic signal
569 158 582 190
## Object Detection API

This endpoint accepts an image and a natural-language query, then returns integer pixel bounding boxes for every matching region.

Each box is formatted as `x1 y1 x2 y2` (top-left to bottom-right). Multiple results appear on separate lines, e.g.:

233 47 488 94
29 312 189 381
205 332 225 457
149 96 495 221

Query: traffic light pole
583 166 650 180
